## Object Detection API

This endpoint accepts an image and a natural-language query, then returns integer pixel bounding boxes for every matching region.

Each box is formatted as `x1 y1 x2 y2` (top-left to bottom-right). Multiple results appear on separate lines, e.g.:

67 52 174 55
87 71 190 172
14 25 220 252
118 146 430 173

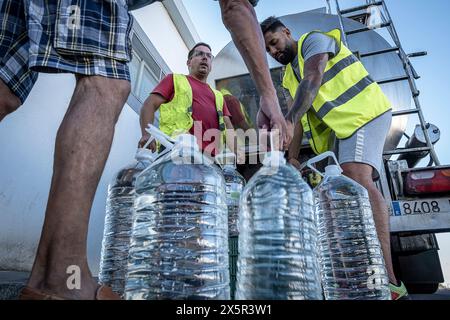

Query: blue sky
183 0 450 283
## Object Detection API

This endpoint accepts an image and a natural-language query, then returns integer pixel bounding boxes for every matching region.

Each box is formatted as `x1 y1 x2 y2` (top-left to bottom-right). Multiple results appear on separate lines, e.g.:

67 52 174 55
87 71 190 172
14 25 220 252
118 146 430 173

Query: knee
83 76 131 101
109 78 131 101
342 165 373 188
77 76 131 121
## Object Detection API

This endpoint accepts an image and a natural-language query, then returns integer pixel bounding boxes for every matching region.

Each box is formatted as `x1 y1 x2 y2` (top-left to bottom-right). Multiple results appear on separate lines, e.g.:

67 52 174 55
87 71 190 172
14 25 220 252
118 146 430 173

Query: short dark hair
260 16 286 35
188 42 212 59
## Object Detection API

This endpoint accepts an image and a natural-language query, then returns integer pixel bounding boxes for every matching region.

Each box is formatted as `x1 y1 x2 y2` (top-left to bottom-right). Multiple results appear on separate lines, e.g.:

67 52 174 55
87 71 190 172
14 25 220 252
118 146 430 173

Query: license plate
392 198 450 216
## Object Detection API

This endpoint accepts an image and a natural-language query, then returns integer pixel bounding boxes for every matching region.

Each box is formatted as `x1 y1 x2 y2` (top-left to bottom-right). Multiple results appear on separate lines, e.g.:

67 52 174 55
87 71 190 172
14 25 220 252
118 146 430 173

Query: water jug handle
269 131 281 151
304 151 340 177
215 151 236 168
142 135 156 150
145 124 175 150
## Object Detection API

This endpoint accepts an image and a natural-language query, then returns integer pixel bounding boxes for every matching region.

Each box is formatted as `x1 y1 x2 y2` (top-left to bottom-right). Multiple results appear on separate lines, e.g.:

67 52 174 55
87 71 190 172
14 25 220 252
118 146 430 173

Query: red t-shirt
152 74 231 156
224 95 245 127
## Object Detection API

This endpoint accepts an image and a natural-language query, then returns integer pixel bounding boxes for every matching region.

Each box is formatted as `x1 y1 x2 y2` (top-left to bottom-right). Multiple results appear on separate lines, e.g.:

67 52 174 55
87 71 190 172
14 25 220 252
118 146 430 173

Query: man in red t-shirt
139 42 234 157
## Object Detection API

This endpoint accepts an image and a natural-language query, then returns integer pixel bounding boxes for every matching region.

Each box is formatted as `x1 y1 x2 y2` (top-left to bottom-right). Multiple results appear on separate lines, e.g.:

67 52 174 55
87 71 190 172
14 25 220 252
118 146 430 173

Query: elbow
304 74 324 90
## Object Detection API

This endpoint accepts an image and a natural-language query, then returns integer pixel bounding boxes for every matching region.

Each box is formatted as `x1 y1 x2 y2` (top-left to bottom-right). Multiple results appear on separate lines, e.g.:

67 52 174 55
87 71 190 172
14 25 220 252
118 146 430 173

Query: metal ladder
333 0 440 166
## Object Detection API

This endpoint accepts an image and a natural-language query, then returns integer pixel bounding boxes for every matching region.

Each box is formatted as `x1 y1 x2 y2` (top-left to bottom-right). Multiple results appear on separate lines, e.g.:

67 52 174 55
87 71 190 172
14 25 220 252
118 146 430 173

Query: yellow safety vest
282 29 391 154
159 74 226 148
219 88 254 127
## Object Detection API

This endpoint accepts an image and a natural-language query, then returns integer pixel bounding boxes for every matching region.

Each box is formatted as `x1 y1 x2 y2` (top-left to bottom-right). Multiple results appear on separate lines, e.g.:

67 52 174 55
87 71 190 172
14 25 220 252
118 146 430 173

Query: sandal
18 284 121 300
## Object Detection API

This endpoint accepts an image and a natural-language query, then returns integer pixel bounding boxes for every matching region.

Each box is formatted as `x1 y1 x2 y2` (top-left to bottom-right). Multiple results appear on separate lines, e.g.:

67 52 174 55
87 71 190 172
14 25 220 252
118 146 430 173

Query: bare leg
0 79 22 122
26 75 130 299
341 162 398 285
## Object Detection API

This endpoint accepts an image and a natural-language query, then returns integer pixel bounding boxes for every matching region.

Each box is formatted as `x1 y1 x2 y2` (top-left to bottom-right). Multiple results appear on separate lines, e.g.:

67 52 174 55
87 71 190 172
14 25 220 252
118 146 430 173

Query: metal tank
398 124 441 168
209 9 411 153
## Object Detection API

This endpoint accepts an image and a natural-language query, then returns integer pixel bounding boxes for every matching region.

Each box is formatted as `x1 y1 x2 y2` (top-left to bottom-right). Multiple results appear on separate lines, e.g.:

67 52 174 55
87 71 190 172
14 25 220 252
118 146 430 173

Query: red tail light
405 168 450 195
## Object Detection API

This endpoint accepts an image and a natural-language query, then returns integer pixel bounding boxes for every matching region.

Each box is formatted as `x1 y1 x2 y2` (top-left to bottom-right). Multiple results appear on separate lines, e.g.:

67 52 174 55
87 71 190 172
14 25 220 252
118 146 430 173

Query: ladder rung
339 1 383 15
408 51 427 58
359 47 399 58
384 147 431 156
346 22 391 35
392 109 420 117
376 75 409 85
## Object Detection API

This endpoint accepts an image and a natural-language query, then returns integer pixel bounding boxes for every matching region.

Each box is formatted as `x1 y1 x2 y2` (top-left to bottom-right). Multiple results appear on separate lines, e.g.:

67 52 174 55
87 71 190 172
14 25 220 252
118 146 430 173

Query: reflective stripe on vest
159 74 226 146
301 113 333 155
282 29 391 154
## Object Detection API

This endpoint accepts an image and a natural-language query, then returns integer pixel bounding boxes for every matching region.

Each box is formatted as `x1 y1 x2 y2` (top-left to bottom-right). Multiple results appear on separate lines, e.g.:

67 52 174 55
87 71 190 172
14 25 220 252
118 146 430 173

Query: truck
209 2 450 294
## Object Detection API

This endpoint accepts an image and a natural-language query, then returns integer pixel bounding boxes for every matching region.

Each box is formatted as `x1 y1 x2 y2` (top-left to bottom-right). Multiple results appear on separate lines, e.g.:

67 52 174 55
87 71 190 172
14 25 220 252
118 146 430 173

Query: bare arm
288 121 304 169
224 116 234 130
138 93 167 149
285 53 329 125
219 0 275 105
219 0 292 149
284 96 303 169
236 119 251 131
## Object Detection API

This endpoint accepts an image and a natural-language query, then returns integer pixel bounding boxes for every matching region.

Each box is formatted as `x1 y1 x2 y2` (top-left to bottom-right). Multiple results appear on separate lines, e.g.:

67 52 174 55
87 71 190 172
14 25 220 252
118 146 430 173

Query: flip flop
18 284 121 300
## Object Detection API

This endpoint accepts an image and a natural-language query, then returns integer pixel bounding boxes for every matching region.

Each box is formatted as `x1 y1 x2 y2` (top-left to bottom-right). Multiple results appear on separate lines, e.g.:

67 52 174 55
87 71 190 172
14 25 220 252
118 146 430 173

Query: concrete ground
0 271 28 300
1 271 450 300
410 289 450 300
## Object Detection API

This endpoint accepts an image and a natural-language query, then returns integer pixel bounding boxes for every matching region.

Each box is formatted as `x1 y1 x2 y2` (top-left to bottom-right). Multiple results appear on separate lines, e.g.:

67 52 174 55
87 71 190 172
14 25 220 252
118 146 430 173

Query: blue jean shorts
0 0 133 103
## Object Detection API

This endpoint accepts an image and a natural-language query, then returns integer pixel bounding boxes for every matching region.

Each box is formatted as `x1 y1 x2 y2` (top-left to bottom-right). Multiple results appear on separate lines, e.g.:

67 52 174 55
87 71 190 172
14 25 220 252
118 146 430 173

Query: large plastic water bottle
99 147 157 297
236 150 323 300
307 152 390 300
215 152 246 237
125 126 230 300
215 151 246 300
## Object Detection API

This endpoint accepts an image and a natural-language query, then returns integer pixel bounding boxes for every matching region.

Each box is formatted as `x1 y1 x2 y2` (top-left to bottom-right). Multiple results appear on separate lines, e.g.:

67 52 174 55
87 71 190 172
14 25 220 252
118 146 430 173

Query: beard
277 43 296 65
197 64 210 75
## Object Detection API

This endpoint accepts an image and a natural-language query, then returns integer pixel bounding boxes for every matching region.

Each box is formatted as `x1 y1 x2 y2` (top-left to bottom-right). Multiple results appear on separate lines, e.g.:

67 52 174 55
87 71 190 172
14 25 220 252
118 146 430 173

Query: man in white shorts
261 16 409 300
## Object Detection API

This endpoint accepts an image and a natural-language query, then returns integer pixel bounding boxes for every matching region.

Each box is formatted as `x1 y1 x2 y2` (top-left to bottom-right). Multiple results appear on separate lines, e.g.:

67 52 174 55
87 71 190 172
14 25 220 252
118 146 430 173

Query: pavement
0 271 28 300
410 289 450 300
1 271 450 300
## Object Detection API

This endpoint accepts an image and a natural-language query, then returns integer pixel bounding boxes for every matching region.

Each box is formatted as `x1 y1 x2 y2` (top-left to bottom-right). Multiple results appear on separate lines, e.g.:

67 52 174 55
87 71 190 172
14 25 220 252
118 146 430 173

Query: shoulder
152 74 175 98
301 31 339 60
303 32 336 46
160 73 174 83
223 94 240 108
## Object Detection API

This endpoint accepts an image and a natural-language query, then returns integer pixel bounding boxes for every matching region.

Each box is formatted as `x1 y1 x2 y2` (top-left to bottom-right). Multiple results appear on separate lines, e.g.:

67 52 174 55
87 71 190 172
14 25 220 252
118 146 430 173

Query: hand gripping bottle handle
135 135 158 162
145 124 175 152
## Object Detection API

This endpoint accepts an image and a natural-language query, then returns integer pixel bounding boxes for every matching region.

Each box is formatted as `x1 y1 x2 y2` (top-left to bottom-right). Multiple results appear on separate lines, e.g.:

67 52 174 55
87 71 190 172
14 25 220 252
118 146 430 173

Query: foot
19 284 120 300
26 266 108 300
390 281 411 300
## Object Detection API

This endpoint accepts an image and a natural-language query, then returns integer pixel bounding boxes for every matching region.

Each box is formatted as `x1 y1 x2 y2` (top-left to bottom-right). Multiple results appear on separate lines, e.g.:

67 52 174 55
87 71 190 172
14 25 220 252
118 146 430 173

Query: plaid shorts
0 0 133 103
